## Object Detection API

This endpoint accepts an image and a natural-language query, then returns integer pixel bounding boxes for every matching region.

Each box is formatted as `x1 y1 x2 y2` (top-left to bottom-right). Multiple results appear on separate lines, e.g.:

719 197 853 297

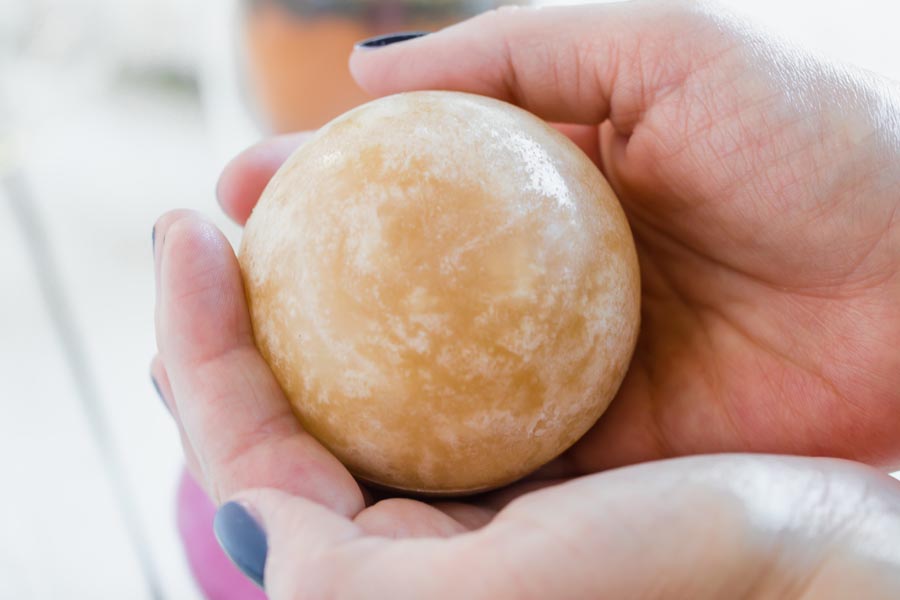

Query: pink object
177 468 267 600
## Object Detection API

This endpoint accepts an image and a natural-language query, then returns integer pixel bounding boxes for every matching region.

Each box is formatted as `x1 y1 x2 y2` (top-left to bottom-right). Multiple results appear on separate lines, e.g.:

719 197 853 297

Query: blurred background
0 0 898 598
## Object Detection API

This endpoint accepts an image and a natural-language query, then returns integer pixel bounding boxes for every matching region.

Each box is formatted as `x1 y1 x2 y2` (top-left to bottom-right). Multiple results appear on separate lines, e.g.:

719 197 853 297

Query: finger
225 457 900 598
351 495 496 536
350 3 723 131
475 477 569 512
154 208 195 345
220 489 467 598
155 211 363 514
150 354 203 481
353 498 469 538
428 502 496 530
551 123 601 167
216 132 313 225
219 489 363 595
153 211 210 484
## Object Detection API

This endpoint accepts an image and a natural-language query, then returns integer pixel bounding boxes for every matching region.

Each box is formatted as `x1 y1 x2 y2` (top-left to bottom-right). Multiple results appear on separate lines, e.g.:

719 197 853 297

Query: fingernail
214 501 268 589
151 375 170 414
355 31 428 50
152 224 156 253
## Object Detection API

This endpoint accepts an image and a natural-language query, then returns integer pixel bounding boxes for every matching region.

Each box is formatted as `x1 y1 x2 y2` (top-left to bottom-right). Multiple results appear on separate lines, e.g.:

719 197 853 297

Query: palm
563 47 900 472
236 454 900 600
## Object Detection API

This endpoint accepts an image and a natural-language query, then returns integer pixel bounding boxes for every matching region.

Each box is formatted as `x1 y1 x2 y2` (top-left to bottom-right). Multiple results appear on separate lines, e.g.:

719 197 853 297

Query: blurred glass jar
240 0 516 132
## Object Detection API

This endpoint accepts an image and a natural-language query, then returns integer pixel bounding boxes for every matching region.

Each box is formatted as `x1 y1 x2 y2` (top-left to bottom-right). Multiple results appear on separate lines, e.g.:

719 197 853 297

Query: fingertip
162 213 231 261
217 133 314 226
347 51 370 94
153 209 198 262
216 151 266 226
228 488 362 552
213 499 268 588
348 26 462 98
354 498 468 537
154 209 201 319
550 123 602 165
158 214 250 364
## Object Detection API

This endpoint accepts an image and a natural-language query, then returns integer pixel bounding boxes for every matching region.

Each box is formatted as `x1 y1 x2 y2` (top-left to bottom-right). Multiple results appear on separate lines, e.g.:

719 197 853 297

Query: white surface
1 68 209 600
1 1 252 598
0 184 150 599
0 0 897 598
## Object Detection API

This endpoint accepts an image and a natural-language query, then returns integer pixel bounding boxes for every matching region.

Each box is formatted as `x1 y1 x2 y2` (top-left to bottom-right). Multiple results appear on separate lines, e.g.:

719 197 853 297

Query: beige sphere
239 91 640 494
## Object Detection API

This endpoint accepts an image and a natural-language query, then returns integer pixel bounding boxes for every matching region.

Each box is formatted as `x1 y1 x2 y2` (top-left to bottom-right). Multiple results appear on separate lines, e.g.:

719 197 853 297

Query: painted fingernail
355 31 428 50
152 224 156 253
151 375 170 414
214 501 268 589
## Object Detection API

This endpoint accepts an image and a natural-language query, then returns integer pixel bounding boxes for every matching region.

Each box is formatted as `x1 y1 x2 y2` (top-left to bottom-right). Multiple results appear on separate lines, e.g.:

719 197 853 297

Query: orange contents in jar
244 4 372 132
242 2 474 132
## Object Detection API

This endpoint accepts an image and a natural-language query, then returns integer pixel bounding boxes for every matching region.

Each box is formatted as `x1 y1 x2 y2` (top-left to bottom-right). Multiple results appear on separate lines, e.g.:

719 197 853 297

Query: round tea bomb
239 91 640 494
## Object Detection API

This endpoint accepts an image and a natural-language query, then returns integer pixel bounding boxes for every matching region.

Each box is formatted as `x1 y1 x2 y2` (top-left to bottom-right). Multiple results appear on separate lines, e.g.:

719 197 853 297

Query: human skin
152 0 900 596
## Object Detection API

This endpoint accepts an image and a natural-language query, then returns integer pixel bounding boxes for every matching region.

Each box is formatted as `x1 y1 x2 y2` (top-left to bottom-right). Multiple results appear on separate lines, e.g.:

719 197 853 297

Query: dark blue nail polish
214 502 268 589
151 375 169 414
355 31 428 50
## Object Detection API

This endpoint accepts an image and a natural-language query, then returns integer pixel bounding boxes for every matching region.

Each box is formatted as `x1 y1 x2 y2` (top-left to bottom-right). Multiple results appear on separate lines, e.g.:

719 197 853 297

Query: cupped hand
222 0 900 471
150 213 900 600
152 0 900 596
232 454 900 599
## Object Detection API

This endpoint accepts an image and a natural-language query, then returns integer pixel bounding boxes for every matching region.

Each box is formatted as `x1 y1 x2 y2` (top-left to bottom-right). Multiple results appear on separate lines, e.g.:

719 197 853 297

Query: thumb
348 2 730 130
213 490 468 599
213 488 362 595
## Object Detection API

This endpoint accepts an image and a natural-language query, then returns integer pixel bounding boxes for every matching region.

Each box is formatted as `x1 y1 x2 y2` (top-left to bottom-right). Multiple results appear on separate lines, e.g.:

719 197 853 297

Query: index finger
217 132 312 225
349 3 724 131
155 210 364 515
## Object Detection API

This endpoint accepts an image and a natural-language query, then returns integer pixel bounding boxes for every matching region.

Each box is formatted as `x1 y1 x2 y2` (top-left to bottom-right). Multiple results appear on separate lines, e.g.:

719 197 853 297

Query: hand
217 1 900 471
350 2 900 471
149 212 900 598
229 454 900 599
151 0 900 596
350 1 899 472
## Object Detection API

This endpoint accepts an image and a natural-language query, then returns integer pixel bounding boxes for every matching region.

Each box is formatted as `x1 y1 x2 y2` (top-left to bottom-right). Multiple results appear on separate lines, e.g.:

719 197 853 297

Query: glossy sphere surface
240 91 640 494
